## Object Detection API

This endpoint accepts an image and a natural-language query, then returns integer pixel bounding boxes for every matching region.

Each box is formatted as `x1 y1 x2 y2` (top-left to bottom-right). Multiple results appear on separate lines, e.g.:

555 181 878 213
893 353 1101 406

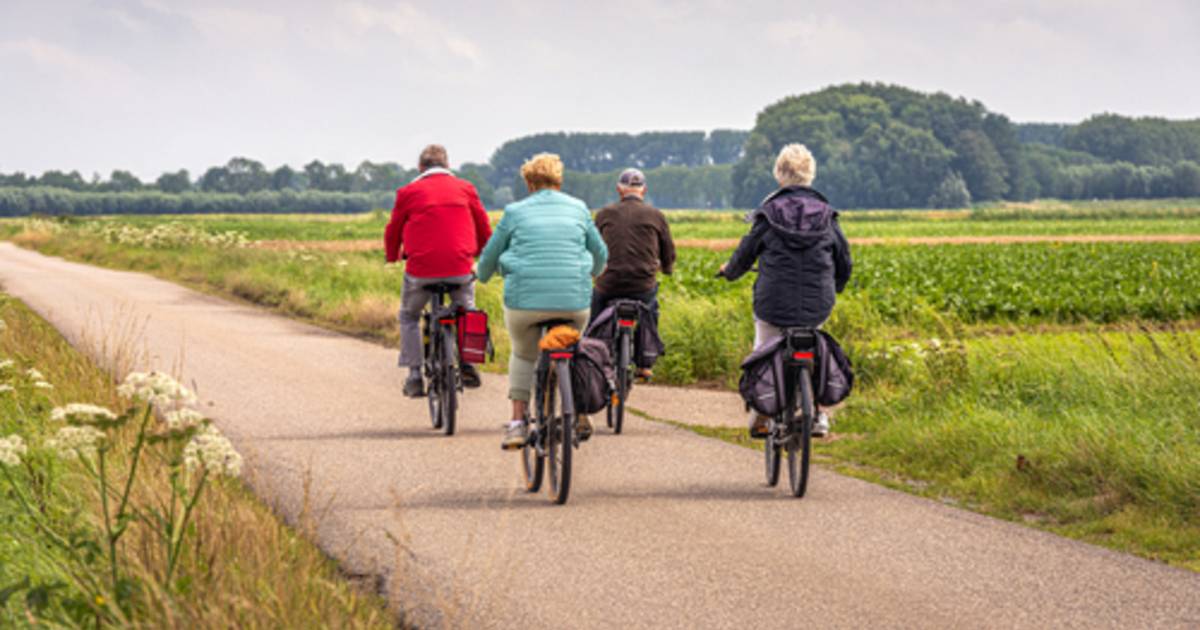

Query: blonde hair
520 153 564 191
773 143 816 187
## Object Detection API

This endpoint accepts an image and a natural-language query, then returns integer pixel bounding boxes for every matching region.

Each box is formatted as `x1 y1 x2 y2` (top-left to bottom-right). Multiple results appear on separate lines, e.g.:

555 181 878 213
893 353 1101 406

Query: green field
3 201 1200 570
18 198 1200 243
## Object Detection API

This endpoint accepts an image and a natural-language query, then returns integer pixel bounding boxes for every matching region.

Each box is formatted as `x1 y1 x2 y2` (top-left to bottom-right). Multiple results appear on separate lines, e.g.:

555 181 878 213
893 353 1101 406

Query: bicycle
716 265 817 498
420 282 464 436
520 319 582 505
762 328 818 498
604 299 642 435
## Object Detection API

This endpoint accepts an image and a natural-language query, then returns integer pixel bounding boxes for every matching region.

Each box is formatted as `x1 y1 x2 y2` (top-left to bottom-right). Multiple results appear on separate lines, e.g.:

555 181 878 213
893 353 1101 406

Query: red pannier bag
456 308 491 364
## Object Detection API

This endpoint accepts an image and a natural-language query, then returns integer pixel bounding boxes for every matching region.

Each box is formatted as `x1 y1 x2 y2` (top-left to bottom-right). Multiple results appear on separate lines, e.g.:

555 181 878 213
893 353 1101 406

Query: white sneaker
812 411 831 438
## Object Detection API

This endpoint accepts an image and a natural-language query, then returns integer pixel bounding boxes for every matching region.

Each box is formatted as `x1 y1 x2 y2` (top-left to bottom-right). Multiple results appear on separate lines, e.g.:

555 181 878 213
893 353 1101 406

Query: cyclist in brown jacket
591 168 676 377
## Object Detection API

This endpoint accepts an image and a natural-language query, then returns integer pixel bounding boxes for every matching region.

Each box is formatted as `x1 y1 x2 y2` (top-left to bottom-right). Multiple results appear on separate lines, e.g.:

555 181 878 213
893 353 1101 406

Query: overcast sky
2 0 1198 179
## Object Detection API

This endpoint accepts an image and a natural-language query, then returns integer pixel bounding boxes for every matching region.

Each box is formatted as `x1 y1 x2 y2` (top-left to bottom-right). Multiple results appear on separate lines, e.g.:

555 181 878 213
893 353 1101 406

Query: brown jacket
594 195 676 295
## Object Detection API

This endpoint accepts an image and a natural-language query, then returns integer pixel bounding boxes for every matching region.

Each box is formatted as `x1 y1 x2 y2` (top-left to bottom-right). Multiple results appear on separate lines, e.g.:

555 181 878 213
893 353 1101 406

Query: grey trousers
398 274 475 368
750 318 827 419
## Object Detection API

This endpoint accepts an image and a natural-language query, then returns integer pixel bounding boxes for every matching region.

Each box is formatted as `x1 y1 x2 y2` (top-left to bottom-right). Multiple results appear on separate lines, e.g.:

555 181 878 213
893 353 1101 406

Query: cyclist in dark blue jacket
720 143 852 437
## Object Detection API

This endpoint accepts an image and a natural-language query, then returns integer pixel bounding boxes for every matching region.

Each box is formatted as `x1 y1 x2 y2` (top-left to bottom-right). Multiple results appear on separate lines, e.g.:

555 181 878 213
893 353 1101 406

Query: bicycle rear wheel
440 331 458 436
613 331 630 434
546 362 573 505
764 428 781 487
786 367 814 498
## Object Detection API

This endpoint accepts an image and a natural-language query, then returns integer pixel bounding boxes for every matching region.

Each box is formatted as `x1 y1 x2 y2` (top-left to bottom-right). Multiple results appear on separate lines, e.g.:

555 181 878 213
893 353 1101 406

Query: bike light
793 352 814 360
617 319 636 327
549 352 573 360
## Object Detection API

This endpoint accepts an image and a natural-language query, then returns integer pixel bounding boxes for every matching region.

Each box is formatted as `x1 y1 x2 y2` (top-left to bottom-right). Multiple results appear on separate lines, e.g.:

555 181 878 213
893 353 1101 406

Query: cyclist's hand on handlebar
715 262 728 279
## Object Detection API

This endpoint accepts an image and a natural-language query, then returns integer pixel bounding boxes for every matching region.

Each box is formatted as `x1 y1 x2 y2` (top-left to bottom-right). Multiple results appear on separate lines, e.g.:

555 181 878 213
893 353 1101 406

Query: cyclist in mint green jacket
477 152 608 449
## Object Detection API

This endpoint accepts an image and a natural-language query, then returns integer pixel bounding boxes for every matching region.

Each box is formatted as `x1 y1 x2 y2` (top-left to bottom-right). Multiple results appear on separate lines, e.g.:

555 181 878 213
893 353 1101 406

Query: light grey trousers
750 318 828 420
398 274 475 368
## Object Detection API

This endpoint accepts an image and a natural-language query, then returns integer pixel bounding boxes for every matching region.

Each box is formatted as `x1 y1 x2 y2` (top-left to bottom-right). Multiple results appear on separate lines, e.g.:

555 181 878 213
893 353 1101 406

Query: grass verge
635 327 1200 572
0 292 395 627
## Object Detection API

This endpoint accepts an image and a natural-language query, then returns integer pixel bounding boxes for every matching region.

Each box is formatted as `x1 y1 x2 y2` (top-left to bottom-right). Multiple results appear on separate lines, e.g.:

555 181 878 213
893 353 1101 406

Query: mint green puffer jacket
477 189 608 311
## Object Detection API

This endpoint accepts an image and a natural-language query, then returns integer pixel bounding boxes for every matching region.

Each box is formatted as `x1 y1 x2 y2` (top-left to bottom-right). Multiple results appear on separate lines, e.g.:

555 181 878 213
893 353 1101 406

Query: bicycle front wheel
426 334 442 430
764 429 781 487
786 368 814 498
521 436 544 493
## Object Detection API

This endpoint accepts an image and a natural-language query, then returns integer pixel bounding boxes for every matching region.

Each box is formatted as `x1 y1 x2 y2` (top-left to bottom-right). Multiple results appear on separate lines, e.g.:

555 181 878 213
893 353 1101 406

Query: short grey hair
773 143 816 187
419 144 449 170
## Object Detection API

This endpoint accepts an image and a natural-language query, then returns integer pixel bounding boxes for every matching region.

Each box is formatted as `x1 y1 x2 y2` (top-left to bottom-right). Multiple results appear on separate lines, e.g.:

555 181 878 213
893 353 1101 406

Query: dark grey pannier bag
738 336 786 416
815 331 854 406
571 337 615 415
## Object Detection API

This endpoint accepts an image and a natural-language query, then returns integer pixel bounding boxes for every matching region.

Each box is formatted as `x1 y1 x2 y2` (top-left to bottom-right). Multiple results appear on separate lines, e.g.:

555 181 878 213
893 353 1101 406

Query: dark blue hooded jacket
723 186 852 327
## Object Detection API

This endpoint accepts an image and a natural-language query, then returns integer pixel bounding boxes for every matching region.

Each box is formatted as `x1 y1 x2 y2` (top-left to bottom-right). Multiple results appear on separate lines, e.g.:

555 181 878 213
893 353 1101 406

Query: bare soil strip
251 233 1200 253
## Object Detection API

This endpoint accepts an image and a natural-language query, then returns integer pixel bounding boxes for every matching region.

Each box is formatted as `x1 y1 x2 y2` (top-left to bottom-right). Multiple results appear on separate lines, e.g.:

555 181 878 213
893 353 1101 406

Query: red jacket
384 170 492 277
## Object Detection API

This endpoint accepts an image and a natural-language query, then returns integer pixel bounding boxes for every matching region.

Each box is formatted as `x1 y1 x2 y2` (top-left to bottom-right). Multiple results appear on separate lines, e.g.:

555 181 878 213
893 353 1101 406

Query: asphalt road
1 242 1197 629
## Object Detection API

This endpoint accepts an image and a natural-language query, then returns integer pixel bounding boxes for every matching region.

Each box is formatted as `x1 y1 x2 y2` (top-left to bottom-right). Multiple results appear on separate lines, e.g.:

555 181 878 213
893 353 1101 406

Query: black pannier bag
815 331 854 406
738 331 854 415
738 336 786 416
584 300 665 369
571 337 615 415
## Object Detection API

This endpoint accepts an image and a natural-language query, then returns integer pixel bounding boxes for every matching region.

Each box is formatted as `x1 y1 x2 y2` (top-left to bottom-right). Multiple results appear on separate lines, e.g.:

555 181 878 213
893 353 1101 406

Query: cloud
0 37 133 86
764 14 870 62
340 2 485 68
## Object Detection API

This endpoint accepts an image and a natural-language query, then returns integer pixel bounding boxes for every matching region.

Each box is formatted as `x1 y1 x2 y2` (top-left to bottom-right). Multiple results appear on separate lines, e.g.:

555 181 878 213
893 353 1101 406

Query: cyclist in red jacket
384 145 493 397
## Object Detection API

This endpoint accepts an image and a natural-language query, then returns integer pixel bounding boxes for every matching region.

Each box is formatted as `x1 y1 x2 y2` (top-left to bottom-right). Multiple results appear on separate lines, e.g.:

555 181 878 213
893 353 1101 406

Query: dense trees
561 165 732 209
489 130 748 189
733 84 1200 208
1063 114 1200 166
733 84 1027 207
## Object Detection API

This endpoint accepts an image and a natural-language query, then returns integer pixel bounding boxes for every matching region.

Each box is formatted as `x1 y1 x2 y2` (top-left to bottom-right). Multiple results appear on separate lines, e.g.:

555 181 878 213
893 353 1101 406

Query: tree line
5 87 1200 213
0 188 392 218
732 83 1200 208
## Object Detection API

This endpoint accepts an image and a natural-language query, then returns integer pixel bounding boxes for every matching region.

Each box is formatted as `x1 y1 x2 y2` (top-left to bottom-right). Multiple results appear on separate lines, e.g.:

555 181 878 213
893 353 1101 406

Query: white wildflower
0 385 13 394
26 368 45 381
34 381 54 390
117 371 196 408
0 359 13 371
929 338 942 349
47 426 106 460
183 426 242 477
0 435 26 467
51 403 117 425
336 260 349 268
163 408 207 433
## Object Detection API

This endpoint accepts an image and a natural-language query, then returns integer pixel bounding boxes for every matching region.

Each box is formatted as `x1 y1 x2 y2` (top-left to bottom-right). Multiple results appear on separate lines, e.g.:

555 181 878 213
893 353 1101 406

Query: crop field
22 198 1200 244
3 199 1200 570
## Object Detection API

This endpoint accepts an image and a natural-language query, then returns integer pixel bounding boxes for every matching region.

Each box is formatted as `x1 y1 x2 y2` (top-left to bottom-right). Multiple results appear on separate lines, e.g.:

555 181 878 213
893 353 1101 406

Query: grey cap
618 168 646 187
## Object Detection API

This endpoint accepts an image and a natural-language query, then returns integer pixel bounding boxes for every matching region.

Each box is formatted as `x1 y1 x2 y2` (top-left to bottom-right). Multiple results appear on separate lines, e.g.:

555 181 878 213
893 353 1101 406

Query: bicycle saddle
536 318 577 329
425 282 463 294
612 300 642 319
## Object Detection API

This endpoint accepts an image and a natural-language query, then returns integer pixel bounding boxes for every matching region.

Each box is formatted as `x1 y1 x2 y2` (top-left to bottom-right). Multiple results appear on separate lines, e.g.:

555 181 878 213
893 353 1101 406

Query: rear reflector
792 352 814 360
618 319 636 327
549 352 573 360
